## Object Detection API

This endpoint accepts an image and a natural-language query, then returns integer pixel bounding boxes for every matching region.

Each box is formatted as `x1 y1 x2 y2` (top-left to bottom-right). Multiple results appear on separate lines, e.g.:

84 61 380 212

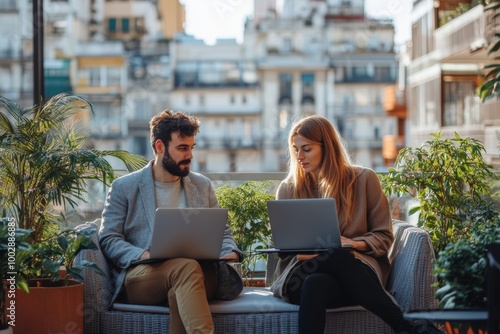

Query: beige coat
270 167 393 302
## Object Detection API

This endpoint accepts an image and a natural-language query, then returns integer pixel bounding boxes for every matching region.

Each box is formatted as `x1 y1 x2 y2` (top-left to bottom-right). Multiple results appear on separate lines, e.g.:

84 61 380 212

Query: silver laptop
132 207 228 265
259 198 352 253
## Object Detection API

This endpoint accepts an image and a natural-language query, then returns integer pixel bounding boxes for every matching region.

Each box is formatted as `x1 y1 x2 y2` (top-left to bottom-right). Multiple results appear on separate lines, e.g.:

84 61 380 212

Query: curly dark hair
149 109 200 153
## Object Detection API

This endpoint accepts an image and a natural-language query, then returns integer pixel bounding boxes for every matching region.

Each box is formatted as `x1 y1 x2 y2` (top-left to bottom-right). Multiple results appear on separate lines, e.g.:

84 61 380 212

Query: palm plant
0 93 147 281
478 0 500 101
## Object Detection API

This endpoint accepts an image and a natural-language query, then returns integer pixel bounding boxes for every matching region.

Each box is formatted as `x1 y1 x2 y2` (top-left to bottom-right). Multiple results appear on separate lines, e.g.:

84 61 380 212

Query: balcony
384 85 407 119
434 4 494 62
174 71 258 89
332 104 385 116
325 5 365 20
195 137 263 150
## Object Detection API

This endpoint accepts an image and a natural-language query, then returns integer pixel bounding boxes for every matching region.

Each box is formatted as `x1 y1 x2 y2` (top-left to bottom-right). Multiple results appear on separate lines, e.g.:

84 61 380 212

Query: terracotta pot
7 278 83 334
243 277 266 287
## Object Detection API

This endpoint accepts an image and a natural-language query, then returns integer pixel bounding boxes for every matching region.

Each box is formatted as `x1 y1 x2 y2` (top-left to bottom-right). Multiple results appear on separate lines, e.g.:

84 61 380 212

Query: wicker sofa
74 219 438 333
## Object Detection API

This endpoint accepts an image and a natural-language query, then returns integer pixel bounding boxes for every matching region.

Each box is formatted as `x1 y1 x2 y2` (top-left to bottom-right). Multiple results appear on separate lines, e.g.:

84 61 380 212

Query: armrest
74 219 114 312
387 222 439 311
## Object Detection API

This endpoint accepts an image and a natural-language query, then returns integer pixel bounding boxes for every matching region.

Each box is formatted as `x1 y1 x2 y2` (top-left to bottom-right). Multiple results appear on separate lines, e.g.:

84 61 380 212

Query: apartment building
168 37 261 172
244 0 399 170
0 0 400 172
408 0 500 163
0 0 91 104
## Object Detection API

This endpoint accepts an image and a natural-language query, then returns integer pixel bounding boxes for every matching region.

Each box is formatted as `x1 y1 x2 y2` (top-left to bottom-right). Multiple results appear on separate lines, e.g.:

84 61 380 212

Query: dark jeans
285 249 410 334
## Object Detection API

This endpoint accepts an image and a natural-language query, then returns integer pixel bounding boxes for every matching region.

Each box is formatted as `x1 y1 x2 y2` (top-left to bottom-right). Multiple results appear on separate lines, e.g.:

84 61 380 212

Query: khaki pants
125 258 217 334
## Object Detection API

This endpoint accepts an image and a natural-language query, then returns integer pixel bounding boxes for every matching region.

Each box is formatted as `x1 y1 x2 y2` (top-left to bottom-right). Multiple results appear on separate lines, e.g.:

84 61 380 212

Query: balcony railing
434 4 491 61
332 104 385 116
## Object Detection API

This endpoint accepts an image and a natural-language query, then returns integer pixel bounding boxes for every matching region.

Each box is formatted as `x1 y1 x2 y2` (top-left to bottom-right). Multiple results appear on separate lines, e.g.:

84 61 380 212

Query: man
99 110 243 334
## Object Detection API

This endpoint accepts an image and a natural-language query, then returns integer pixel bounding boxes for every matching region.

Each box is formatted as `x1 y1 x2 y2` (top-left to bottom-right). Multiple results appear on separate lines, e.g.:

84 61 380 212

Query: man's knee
169 258 204 279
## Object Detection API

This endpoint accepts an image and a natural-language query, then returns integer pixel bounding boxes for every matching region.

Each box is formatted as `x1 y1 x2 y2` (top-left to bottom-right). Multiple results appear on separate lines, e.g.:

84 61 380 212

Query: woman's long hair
286 115 357 223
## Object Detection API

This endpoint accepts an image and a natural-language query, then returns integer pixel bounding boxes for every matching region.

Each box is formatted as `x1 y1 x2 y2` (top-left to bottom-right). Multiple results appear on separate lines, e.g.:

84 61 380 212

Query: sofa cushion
113 287 365 315
113 287 297 314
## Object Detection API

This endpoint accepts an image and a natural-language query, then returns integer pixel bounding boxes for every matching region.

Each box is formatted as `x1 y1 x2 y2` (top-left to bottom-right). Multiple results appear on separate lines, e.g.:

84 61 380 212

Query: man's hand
140 250 151 260
220 251 239 262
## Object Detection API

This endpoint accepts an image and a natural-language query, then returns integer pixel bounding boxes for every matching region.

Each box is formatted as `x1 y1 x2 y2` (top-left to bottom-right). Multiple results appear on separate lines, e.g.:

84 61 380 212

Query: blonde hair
286 115 357 223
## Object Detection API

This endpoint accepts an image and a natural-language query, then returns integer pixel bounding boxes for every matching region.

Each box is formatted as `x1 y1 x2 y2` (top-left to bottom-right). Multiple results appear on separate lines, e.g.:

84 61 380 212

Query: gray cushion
113 287 366 315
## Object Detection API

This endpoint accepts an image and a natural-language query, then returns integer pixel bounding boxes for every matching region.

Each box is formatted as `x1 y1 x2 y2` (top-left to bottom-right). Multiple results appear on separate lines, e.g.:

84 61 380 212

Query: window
89 67 100 86
133 136 148 156
279 73 292 102
107 67 121 86
443 77 478 127
283 38 292 54
134 98 151 120
301 73 314 102
121 18 130 33
108 18 117 33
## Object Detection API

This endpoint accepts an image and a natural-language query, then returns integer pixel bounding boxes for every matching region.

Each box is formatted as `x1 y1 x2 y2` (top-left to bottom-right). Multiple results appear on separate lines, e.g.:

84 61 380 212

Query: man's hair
149 109 200 153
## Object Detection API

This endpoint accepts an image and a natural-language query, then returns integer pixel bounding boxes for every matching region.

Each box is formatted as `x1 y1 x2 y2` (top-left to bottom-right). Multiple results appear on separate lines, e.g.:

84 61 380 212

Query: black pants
285 249 411 334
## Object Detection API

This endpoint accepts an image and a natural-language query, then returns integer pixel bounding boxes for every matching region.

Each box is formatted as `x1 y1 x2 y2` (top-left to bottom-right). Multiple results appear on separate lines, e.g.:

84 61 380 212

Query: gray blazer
98 161 241 304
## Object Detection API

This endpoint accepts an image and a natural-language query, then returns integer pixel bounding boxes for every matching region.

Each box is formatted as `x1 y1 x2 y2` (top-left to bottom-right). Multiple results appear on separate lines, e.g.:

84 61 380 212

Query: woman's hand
296 254 318 261
341 236 370 252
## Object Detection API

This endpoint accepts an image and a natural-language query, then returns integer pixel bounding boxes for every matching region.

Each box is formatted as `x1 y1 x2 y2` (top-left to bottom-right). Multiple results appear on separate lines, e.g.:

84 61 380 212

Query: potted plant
380 131 496 253
381 131 500 333
434 205 500 309
0 93 147 332
0 218 32 333
432 204 500 333
216 181 276 285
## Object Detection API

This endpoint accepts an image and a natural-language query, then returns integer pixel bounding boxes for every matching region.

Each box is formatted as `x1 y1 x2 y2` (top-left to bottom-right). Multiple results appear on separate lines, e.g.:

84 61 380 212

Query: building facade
0 0 401 173
408 0 500 164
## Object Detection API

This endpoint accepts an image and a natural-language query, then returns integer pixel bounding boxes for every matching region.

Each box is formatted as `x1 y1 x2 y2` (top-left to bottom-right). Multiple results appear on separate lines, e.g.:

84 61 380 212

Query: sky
181 0 412 46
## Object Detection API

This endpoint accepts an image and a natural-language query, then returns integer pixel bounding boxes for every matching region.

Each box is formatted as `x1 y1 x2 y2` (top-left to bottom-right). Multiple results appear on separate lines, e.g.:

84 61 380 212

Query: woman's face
292 134 323 180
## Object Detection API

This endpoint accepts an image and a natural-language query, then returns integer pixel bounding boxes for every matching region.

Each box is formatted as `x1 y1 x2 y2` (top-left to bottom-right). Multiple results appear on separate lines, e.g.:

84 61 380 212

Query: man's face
161 132 195 177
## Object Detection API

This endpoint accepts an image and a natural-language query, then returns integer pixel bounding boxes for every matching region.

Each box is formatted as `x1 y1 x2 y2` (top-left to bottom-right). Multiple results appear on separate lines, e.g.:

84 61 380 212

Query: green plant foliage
0 93 147 244
216 181 276 278
434 206 500 308
23 225 105 286
0 93 147 286
380 131 496 253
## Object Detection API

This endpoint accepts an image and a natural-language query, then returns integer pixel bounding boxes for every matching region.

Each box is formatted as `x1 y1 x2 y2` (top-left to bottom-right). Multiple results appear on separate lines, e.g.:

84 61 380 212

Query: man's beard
162 152 191 177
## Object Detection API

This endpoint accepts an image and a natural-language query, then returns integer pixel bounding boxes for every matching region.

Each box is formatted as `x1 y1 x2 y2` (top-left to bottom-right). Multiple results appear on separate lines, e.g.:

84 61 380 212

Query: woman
270 115 441 334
